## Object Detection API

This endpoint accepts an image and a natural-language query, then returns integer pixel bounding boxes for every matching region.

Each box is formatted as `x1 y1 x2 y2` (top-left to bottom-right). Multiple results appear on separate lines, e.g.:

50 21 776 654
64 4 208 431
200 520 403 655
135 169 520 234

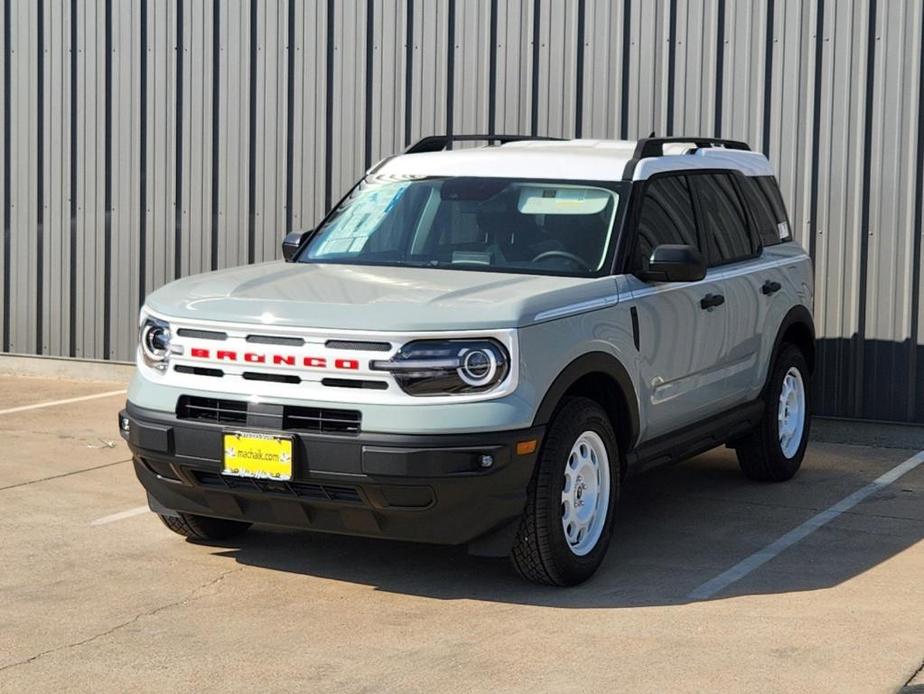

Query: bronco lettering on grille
188 348 360 370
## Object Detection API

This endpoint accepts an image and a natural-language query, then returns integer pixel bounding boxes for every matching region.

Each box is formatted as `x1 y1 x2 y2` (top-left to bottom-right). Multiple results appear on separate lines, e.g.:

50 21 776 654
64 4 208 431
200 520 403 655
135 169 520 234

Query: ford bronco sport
120 135 814 586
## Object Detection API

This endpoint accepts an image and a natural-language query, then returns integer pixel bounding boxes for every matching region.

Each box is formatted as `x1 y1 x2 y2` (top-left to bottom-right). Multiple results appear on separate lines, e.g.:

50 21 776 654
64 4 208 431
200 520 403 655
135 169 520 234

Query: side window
690 173 757 266
633 175 699 272
738 175 792 246
756 176 792 243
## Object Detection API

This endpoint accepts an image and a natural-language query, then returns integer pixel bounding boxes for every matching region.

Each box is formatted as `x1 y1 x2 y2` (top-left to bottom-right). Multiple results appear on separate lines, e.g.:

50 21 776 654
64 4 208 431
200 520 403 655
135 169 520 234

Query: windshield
297 176 624 277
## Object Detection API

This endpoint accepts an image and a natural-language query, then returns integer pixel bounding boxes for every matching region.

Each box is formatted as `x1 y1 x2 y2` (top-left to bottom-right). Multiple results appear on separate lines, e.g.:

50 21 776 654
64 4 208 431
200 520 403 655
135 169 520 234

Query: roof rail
622 136 751 180
404 134 566 154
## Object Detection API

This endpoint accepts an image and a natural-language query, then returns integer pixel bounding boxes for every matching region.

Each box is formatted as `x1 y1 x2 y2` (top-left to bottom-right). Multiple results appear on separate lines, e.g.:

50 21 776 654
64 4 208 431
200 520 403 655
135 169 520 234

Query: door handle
762 280 782 295
700 293 725 310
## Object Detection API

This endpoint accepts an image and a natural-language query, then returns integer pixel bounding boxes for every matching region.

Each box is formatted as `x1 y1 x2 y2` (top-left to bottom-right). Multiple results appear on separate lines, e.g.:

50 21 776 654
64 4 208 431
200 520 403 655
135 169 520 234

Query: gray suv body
121 135 815 585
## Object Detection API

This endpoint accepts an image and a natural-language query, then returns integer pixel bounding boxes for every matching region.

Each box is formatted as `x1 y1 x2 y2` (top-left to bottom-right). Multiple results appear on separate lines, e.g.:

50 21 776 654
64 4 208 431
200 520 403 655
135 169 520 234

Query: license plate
223 432 293 480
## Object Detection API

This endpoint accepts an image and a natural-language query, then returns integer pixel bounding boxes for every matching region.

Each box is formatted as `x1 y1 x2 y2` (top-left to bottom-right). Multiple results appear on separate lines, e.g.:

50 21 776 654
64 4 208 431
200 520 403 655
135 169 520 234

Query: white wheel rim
561 431 611 556
778 367 806 459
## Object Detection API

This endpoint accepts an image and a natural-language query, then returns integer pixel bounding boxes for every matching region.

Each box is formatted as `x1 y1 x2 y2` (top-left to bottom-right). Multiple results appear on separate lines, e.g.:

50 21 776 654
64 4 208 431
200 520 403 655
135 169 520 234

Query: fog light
479 454 494 468
120 416 131 433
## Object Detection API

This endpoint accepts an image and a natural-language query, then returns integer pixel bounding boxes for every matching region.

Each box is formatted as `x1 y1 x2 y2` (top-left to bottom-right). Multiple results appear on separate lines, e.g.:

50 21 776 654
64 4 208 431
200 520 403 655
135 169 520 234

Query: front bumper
120 401 543 550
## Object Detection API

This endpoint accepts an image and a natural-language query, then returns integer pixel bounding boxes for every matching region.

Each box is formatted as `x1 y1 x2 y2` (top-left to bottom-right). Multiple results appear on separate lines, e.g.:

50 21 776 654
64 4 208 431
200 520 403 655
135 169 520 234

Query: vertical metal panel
625 0 668 138
580 0 626 140
110 0 140 360
860 0 919 421
672 0 718 136
8 0 38 355
2 0 924 424
215 0 249 268
43 0 70 356
408 0 449 144
494 0 530 133
369 0 406 164
535 0 578 137
721 0 767 147
812 1 869 418
290 0 326 231
452 0 490 136
253 0 287 260
330 0 366 203
0 0 6 351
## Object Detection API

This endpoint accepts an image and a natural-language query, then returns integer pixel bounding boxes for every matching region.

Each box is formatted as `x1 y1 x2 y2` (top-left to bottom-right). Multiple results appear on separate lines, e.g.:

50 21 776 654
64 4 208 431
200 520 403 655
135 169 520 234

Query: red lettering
216 350 237 361
272 354 296 366
190 347 209 359
244 352 266 364
303 356 327 368
335 358 359 371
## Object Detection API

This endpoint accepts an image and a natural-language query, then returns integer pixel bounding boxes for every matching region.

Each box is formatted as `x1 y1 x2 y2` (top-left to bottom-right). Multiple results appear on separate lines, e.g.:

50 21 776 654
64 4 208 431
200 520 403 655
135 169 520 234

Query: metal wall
1 0 923 424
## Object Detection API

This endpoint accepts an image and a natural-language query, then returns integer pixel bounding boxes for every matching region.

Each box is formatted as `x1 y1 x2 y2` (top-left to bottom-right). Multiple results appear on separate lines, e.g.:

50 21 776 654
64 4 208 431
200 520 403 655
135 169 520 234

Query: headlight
139 316 173 370
370 340 510 396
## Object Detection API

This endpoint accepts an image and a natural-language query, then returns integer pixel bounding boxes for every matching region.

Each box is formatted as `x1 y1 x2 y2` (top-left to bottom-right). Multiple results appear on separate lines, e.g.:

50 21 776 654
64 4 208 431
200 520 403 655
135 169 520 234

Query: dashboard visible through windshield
297 176 625 277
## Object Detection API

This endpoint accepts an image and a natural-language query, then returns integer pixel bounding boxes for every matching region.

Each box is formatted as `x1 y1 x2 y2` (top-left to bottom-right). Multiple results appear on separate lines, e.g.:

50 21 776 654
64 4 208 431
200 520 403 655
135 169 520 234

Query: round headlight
458 347 497 386
140 317 172 369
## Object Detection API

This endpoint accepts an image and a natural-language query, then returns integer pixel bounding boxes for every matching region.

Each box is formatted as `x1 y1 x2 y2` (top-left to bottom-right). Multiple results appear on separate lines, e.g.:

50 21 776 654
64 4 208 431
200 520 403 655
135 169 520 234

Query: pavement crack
0 458 132 492
902 657 924 690
0 566 245 674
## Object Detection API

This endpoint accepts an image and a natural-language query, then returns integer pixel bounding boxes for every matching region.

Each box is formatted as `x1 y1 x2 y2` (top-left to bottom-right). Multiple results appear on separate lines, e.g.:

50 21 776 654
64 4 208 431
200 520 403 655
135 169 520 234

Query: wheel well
560 372 633 475
780 321 815 373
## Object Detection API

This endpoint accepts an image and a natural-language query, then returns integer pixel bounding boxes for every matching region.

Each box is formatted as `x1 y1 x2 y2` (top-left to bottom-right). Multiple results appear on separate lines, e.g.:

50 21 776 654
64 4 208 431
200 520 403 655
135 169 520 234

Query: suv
120 135 814 586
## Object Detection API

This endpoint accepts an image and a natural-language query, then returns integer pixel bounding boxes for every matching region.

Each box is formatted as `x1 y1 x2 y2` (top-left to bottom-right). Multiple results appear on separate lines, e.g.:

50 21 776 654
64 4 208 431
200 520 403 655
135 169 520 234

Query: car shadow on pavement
209 443 923 608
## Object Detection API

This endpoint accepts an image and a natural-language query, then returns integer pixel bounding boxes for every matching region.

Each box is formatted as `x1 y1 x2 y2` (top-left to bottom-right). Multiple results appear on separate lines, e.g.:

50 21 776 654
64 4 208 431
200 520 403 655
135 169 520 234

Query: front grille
283 405 361 433
176 396 247 424
194 470 363 503
176 396 361 434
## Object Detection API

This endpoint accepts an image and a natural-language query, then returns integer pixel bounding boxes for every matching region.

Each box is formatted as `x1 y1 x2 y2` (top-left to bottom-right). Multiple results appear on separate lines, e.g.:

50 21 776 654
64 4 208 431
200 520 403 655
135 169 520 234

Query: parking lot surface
1 373 922 693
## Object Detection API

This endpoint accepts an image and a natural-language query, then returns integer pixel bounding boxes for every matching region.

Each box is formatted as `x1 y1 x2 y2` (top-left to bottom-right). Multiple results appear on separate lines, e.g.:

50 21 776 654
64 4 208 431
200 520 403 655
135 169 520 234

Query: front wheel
736 343 811 482
511 397 620 586
158 512 252 541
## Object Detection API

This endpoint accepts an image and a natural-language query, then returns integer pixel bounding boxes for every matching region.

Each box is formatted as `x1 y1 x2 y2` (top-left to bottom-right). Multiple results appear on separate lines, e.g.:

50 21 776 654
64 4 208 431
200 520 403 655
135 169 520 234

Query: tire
510 397 620 586
736 343 811 482
158 512 252 541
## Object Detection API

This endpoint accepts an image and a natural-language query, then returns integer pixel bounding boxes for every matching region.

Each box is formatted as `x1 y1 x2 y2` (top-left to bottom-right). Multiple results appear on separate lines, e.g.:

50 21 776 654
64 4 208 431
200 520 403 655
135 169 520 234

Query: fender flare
532 351 641 449
763 305 816 392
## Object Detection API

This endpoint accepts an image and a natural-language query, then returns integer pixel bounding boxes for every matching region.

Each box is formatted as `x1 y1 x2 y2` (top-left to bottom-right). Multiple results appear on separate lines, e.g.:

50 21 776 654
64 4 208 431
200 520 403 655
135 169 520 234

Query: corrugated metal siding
1 0 924 425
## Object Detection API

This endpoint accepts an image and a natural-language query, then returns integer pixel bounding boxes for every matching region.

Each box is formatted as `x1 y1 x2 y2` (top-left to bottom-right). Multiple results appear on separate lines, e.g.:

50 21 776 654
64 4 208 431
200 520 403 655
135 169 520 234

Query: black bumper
120 401 543 550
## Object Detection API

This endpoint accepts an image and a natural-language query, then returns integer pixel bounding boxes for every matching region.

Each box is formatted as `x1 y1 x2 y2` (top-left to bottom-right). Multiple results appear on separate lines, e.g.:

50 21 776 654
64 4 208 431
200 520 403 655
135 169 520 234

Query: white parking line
0 389 126 416
688 449 924 600
91 506 149 526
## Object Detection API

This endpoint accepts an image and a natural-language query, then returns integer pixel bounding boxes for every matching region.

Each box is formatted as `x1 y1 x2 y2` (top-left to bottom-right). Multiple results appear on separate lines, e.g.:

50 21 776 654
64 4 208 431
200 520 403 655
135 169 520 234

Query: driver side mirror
282 230 310 262
637 244 706 283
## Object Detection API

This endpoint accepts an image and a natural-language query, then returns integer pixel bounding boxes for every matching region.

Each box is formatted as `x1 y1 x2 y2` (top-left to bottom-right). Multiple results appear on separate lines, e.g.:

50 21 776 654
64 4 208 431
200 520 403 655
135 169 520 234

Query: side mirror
282 230 310 262
638 244 706 283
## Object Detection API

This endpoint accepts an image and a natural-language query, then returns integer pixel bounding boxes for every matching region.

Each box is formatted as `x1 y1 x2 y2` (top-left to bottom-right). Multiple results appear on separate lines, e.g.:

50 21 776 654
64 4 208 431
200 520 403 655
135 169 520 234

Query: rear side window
690 173 757 266
739 175 791 246
632 175 699 272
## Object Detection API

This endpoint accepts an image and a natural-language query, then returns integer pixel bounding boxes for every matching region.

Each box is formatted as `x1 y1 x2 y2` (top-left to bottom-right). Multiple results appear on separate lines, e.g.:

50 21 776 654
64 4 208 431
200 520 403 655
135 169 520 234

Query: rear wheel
736 344 811 482
158 512 251 541
511 397 619 586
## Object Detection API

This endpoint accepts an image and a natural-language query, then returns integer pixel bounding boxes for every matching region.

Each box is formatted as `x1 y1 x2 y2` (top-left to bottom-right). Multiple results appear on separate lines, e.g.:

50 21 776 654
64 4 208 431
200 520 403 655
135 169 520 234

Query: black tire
158 512 251 541
736 343 811 482
510 397 620 586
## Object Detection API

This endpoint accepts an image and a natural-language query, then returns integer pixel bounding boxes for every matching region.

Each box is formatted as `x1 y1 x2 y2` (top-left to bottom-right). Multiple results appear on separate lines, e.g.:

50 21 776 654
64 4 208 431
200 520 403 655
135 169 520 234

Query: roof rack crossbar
633 136 750 159
621 136 751 180
404 134 566 154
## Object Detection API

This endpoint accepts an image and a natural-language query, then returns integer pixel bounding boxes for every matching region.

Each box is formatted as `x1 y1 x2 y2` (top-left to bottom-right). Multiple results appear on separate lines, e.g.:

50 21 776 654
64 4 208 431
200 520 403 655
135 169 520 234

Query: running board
625 400 765 477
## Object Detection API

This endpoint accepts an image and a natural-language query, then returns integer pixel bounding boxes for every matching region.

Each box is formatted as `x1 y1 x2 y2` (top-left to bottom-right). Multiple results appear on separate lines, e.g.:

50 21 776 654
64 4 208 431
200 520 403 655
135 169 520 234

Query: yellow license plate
223 432 293 480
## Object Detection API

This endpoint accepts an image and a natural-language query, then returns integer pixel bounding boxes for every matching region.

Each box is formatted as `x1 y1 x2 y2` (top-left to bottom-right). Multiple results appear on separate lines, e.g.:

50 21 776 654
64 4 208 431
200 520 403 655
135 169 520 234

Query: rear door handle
762 280 782 295
700 293 725 310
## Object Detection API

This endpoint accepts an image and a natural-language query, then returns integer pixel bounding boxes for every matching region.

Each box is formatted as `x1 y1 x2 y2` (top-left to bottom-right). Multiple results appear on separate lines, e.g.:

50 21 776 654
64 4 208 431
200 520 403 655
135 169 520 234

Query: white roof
374 138 775 182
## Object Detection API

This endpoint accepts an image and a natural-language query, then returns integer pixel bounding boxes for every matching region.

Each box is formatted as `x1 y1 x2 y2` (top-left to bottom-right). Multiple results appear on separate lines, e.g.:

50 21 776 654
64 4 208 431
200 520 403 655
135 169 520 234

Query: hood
144 261 620 331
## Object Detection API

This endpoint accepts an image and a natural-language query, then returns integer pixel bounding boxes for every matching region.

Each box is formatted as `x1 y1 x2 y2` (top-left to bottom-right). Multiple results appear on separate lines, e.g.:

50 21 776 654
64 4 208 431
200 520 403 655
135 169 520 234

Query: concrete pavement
1 374 922 693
